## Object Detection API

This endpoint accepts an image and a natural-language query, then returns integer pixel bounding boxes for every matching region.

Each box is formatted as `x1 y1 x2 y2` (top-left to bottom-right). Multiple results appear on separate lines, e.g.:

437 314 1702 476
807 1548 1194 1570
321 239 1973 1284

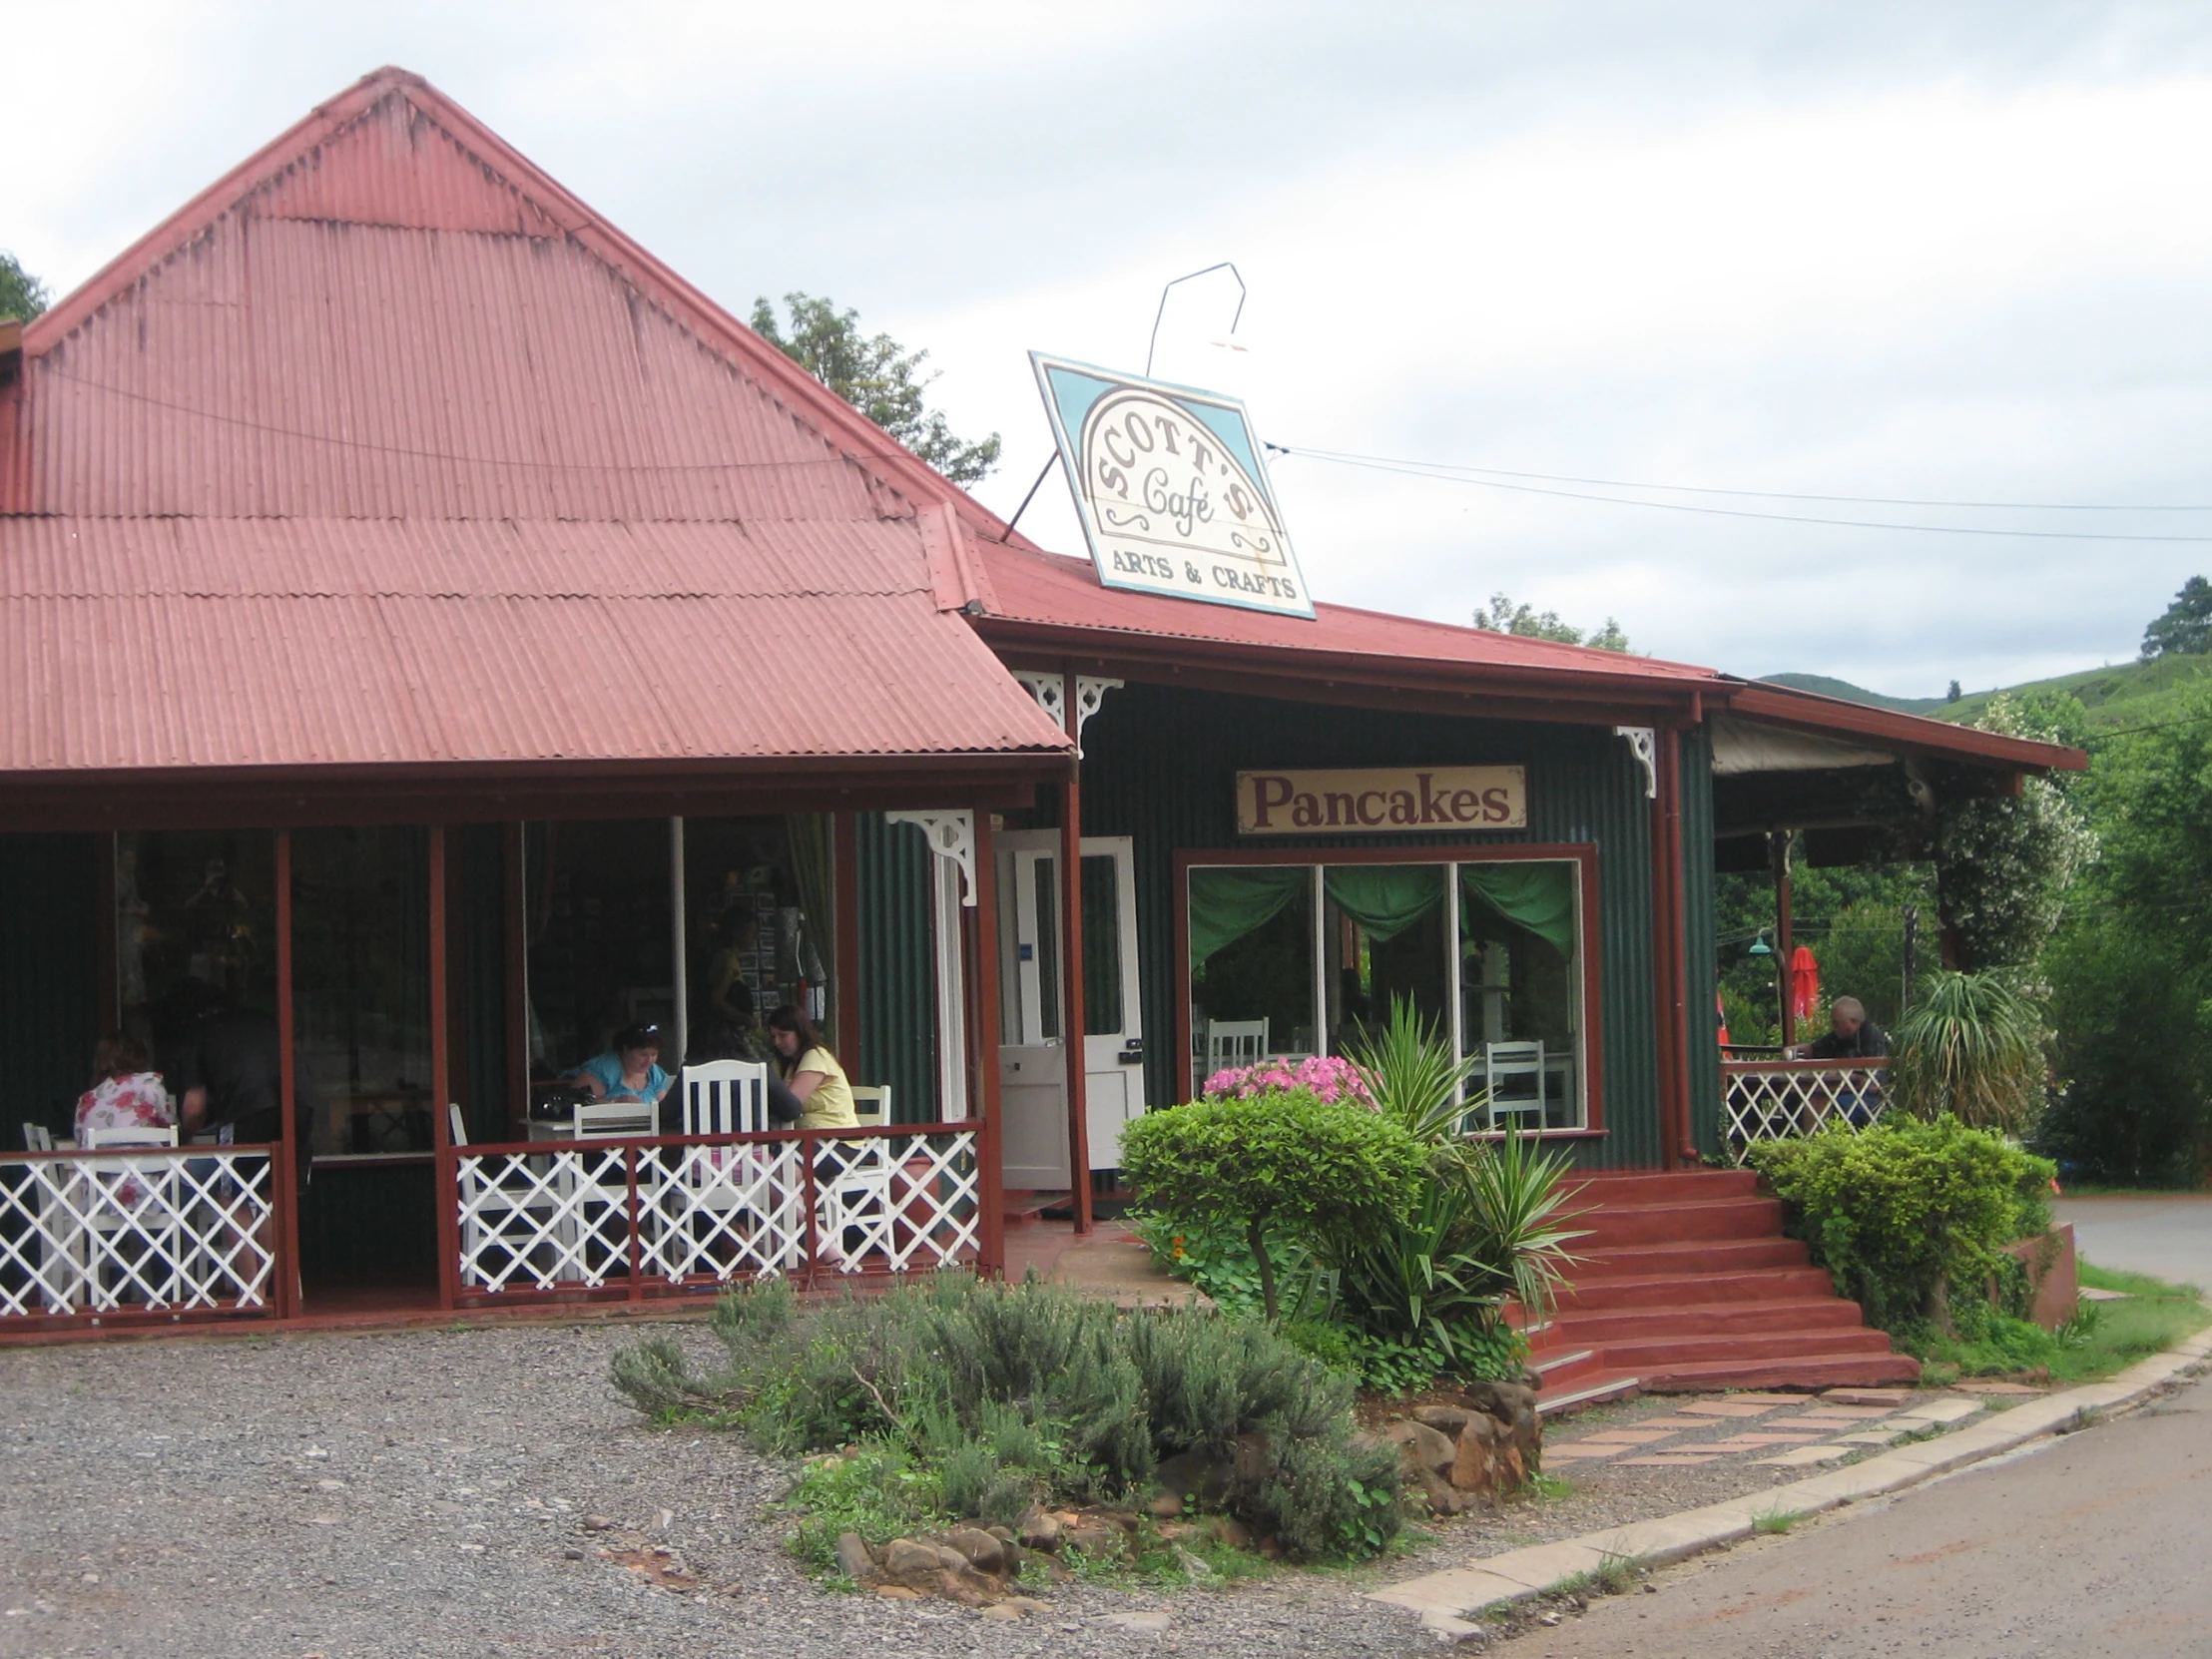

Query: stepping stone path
1541 1385 2007 1473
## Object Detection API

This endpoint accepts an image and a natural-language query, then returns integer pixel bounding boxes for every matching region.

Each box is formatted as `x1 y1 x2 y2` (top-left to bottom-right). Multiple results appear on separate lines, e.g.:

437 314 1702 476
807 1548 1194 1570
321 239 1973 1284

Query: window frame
1173 842 1605 1137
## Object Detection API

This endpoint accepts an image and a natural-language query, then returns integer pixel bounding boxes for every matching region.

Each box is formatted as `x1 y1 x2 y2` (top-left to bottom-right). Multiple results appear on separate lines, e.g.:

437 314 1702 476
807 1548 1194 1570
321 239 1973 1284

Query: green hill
1763 656 2212 734
1759 673 1947 714
1938 654 2212 733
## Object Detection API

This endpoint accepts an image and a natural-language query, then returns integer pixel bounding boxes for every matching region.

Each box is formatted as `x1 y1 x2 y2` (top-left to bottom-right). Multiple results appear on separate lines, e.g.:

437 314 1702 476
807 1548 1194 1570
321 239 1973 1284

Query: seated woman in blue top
570 1023 673 1108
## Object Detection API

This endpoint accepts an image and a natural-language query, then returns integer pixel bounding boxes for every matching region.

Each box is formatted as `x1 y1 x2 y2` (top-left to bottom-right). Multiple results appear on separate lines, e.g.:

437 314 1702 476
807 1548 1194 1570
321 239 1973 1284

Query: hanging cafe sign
1030 352 1315 620
1237 767 1527 835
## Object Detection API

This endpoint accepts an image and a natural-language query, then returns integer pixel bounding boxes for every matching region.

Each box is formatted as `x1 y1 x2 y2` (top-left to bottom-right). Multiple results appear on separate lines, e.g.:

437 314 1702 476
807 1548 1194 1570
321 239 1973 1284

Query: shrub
1120 1089 1423 1321
609 1271 1401 1559
2039 916 2211 1185
1889 971 2047 1134
1746 1115 2054 1333
1347 996 1482 1142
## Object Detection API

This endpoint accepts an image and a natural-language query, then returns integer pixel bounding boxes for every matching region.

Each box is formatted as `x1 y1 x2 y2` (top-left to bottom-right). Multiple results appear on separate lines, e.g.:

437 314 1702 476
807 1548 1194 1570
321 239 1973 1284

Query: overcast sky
7 2 2210 697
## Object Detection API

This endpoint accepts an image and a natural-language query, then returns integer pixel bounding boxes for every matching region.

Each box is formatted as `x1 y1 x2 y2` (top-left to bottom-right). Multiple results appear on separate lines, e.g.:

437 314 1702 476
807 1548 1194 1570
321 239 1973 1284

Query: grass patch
1752 1505 1805 1535
2079 1261 2204 1301
1545 1551 1645 1600
1528 1470 1574 1502
1903 1261 2207 1385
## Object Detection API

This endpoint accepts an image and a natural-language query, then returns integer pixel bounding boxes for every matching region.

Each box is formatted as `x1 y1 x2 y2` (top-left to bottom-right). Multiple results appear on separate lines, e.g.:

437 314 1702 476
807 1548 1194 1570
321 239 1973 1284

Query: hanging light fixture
1747 932 1773 958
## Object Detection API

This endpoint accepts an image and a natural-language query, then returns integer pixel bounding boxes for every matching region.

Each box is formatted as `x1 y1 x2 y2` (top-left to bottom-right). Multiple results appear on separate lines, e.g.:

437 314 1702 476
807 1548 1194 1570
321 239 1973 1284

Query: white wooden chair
664 1060 801 1277
815 1082 896 1273
23 1123 52 1151
1204 1019 1270 1079
682 1060 772 1139
451 1102 562 1290
1483 1041 1546 1132
78 1124 186 1309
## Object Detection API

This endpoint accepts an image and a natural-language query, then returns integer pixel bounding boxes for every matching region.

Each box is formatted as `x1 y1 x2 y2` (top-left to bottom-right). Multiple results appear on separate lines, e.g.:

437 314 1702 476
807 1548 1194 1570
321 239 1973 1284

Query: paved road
2058 1194 2212 1291
1523 1367 2212 1658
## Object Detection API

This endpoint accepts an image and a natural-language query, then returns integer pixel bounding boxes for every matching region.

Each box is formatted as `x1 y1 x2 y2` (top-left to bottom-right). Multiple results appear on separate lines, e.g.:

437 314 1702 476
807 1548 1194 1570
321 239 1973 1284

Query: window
118 830 278 1076
1186 854 1590 1131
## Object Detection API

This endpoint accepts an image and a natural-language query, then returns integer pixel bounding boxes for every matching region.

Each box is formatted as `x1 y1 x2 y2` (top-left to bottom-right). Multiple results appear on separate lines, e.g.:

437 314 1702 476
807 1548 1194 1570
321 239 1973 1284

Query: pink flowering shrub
1201 1054 1376 1110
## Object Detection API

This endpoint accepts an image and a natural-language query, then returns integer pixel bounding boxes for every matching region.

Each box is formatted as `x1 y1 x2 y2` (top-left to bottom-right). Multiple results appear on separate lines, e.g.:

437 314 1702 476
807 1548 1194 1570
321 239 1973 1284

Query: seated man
1791 995 1888 1127
1793 996 1888 1061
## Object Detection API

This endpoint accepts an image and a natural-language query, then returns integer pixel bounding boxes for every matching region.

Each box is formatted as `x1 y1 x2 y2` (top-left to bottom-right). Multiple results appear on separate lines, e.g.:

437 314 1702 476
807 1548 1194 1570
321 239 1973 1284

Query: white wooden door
994 832 1146 1187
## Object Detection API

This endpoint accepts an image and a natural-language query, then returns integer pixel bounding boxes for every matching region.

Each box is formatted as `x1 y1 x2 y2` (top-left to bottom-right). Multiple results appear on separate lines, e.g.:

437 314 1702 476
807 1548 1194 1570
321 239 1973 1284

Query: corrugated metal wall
856 813 939 1123
0 833 102 1141
1074 684 1665 1169
1679 728 1723 1156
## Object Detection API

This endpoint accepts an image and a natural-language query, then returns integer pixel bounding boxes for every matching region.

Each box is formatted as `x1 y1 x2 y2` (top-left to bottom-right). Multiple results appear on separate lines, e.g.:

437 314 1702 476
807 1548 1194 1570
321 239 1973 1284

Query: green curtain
1189 865 1309 967
1323 865 1446 942
786 814 837 1047
1460 861 1576 959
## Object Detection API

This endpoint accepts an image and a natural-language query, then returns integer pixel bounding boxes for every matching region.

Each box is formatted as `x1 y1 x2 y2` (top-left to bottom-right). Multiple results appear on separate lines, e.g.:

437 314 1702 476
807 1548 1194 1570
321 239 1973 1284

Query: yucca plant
1329 999 1589 1363
1889 971 2046 1134
1348 995 1484 1143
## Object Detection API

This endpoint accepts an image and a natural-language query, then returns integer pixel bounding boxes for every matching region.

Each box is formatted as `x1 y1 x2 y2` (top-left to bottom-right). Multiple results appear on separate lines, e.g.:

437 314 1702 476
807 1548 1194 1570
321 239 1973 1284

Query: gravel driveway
0 1322 1435 1659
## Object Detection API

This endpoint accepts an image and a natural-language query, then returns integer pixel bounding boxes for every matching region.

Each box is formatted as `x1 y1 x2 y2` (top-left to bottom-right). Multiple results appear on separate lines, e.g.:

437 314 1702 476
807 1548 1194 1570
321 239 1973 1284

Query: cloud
4 3 2210 695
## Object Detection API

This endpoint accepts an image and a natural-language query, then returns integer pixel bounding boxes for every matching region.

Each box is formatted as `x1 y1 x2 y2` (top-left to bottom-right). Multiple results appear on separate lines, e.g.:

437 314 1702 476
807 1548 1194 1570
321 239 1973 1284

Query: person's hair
92 1030 152 1083
1833 996 1866 1022
766 1005 823 1075
614 1023 662 1054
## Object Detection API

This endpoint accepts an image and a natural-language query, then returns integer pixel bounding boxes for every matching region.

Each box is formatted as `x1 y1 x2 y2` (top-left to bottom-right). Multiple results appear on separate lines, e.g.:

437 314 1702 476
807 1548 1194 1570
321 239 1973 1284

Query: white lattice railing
451 1126 983 1303
1723 1060 1889 1154
0 1147 276 1320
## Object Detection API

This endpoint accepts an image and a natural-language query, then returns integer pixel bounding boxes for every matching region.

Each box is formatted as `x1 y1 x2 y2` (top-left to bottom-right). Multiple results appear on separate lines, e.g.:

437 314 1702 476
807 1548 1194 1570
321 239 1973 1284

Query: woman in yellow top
767 1005 855 1130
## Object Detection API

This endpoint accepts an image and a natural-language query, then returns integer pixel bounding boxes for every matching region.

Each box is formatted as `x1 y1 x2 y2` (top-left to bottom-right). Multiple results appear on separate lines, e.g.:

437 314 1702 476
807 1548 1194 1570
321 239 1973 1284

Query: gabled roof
0 68 1067 784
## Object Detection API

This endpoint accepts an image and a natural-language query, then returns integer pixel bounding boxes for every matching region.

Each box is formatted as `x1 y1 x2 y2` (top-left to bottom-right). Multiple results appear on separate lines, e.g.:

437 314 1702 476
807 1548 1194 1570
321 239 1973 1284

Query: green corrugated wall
1074 684 1669 1169
856 813 939 1123
0 833 102 1143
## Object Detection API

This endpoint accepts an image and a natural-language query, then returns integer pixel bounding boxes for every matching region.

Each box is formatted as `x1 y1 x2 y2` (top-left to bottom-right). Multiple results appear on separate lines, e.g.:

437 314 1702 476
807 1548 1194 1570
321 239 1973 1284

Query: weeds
1529 1471 1574 1502
1752 1506 1805 1535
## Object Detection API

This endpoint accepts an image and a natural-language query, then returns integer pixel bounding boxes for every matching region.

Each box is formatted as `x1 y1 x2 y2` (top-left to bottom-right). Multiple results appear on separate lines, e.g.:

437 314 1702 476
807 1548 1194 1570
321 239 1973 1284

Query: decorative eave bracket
884 810 976 906
1013 672 1123 759
1615 726 1658 800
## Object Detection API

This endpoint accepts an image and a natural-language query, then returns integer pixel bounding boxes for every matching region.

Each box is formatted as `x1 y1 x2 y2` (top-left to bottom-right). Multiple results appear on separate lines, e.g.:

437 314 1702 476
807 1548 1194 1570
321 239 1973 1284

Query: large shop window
523 817 836 1087
1188 857 1588 1131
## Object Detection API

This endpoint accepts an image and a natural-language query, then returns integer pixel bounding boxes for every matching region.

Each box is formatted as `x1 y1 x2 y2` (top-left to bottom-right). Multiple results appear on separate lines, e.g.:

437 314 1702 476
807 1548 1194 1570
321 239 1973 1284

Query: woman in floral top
75 1033 175 1143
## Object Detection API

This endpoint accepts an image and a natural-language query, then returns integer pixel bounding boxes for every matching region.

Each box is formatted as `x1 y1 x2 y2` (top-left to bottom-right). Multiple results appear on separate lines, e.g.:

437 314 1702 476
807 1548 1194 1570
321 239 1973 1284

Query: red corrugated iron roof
0 70 1068 780
969 539 2087 773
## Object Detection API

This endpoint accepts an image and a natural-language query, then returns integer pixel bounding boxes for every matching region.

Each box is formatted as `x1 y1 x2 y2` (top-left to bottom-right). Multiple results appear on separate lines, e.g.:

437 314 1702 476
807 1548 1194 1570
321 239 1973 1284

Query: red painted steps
1521 1167 1919 1398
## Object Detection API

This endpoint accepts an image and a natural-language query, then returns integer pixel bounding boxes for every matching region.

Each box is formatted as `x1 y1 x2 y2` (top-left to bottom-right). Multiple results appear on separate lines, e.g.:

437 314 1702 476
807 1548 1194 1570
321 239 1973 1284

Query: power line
39 368 916 476
1278 445 2212 513
1276 447 2212 544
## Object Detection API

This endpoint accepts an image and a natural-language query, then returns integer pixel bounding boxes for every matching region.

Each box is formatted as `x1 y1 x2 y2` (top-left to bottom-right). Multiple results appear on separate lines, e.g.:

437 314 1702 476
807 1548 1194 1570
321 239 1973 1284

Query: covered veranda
0 757 1082 1334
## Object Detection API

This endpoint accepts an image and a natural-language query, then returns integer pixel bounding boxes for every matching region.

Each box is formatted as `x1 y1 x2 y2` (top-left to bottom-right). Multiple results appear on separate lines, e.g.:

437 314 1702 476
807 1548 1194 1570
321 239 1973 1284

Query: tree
750 291 1001 486
1946 680 1962 704
1932 695 2095 972
0 252 49 321
1472 591 1631 652
2141 576 2212 661
2038 676 2212 1181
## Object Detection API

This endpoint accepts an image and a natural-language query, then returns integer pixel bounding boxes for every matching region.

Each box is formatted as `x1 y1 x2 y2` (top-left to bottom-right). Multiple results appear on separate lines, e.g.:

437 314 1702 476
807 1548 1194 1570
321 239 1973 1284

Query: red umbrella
1716 991 1731 1049
1789 945 1821 1024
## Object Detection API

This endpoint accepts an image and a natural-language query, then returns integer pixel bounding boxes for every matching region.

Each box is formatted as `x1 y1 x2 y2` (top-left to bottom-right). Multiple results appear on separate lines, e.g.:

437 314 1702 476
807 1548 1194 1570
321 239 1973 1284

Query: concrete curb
1370 1328 2212 1633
